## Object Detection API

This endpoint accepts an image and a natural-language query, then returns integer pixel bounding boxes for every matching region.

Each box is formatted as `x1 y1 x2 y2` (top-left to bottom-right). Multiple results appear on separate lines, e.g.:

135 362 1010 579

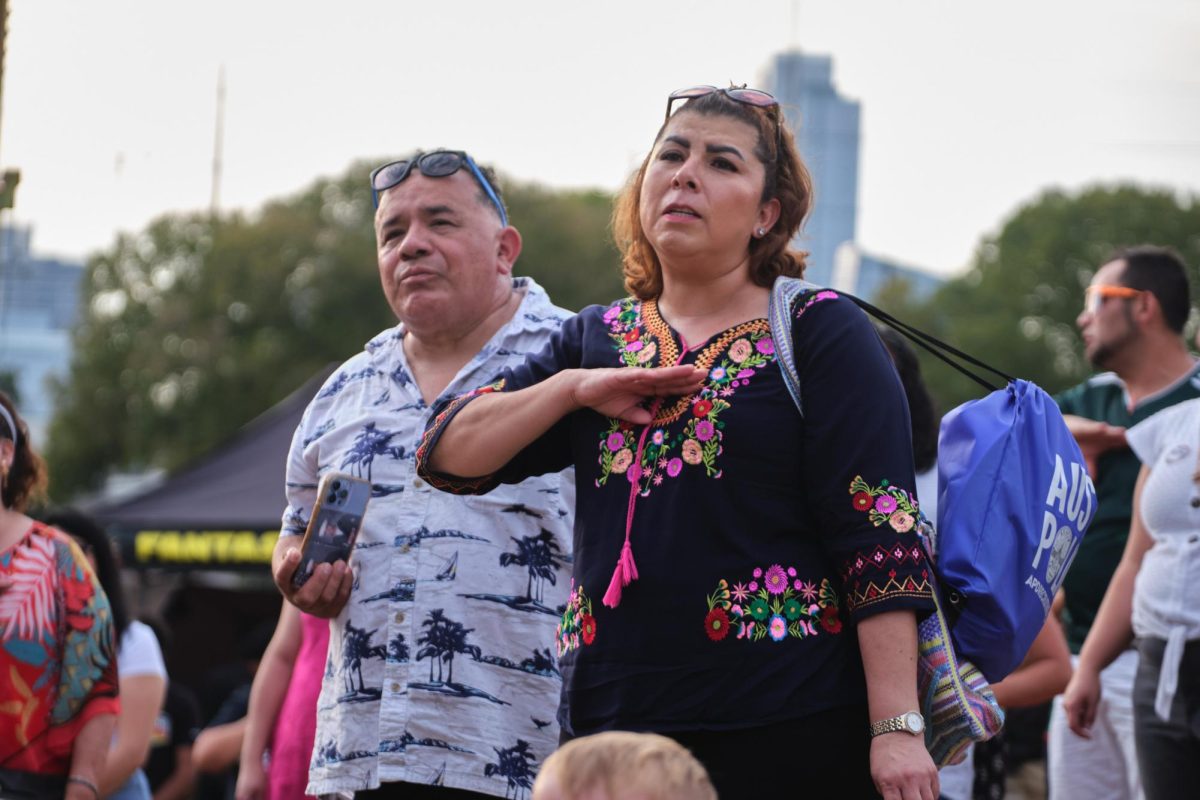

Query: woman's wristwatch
869 711 925 737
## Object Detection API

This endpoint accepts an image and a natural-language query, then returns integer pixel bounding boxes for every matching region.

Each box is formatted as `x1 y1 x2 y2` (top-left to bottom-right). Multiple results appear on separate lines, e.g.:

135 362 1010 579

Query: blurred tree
0 369 18 402
503 180 623 310
45 162 620 500
905 184 1200 412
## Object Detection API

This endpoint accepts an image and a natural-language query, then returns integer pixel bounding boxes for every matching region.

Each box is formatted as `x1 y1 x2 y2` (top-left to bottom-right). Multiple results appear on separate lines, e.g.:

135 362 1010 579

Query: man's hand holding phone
272 543 353 618
272 472 370 618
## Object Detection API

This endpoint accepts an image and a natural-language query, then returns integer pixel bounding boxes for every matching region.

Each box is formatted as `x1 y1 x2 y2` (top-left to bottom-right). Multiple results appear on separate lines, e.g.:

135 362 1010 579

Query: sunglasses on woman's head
369 149 508 226
664 85 779 123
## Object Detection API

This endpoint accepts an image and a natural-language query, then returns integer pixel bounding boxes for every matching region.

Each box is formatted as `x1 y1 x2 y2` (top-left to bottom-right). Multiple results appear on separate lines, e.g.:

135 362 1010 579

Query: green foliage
0 370 18 403
503 179 624 311
45 163 620 500
897 184 1200 413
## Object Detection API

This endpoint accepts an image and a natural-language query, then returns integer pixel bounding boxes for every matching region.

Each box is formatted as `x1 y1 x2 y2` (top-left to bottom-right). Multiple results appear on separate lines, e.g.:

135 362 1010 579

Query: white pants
937 743 975 800
1048 650 1142 800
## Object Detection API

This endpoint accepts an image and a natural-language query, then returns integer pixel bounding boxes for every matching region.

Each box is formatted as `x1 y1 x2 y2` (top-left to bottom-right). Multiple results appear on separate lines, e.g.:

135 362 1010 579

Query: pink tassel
601 339 692 611
602 541 639 608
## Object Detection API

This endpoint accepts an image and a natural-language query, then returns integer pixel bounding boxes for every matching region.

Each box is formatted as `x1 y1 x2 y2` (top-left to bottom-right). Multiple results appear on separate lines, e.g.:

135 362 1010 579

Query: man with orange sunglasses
1047 245 1199 800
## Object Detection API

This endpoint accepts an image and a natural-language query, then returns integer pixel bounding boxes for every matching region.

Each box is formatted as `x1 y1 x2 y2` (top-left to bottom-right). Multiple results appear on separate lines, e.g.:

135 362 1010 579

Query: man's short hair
1111 245 1191 333
474 162 507 224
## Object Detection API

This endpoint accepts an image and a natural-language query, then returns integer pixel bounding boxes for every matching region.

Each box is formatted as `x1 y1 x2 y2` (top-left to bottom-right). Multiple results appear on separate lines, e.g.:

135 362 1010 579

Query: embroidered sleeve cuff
840 545 935 619
415 379 506 495
839 474 935 619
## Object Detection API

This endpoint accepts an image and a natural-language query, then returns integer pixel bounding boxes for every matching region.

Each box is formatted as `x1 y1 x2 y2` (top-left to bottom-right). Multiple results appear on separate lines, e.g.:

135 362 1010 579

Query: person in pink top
236 600 330 800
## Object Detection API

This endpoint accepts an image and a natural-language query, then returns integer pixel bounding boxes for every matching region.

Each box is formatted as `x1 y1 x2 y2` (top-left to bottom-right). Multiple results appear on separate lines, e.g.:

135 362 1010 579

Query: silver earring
755 227 766 237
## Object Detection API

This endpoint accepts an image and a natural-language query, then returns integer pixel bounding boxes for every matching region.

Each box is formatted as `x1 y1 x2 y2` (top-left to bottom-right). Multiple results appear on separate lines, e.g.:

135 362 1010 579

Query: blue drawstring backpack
771 277 1095 760
937 378 1095 681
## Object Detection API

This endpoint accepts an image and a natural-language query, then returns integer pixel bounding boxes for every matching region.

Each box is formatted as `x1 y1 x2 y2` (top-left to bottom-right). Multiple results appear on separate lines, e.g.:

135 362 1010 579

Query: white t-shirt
1126 397 1200 718
1125 397 1200 641
117 620 167 680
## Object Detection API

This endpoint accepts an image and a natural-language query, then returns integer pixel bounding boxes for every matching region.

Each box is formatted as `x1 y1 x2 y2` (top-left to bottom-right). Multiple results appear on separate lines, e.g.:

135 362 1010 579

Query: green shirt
1054 362 1200 651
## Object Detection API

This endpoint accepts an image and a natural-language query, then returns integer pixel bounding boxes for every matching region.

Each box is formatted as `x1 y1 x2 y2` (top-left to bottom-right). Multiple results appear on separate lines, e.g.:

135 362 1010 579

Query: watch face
904 712 924 734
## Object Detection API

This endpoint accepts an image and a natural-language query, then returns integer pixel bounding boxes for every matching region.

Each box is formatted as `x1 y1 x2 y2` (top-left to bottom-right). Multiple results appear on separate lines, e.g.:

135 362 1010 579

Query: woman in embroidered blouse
0 392 121 800
418 87 938 799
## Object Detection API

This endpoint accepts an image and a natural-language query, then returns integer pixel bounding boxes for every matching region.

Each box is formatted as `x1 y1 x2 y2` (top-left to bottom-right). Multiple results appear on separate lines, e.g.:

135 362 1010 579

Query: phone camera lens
332 480 343 491
327 493 338 504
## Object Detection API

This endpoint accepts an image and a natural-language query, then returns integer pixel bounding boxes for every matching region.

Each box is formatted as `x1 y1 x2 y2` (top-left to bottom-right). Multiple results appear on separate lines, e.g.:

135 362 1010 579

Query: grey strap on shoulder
768 276 822 417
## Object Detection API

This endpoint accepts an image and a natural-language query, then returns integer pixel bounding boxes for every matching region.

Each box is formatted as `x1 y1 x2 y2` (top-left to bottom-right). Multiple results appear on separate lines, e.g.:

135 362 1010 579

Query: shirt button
395 612 406 624
412 478 424 488
400 544 411 554
391 682 401 692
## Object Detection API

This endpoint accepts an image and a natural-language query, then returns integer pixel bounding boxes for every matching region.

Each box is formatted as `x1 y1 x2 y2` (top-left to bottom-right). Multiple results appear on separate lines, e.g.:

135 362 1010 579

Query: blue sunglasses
369 150 507 227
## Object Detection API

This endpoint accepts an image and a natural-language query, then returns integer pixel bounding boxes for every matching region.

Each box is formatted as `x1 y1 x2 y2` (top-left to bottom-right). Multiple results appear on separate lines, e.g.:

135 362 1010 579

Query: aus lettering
1033 455 1095 592
1043 454 1096 531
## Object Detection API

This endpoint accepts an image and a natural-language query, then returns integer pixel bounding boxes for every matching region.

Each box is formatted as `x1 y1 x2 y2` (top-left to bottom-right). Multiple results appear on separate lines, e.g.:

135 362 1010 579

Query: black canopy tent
88 366 335 572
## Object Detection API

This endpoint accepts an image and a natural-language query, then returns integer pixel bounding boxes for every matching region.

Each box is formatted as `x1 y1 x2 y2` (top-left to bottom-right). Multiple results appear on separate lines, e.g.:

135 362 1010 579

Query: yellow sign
134 530 280 565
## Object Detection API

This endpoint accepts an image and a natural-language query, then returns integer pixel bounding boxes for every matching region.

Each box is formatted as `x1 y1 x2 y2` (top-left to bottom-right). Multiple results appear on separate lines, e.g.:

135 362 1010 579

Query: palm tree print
340 421 405 481
416 609 481 684
341 620 385 694
499 529 565 604
388 632 409 664
484 739 538 799
518 648 557 676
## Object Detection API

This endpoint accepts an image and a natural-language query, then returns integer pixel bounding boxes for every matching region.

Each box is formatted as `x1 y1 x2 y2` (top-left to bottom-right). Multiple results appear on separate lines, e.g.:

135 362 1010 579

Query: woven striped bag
916 535 1005 766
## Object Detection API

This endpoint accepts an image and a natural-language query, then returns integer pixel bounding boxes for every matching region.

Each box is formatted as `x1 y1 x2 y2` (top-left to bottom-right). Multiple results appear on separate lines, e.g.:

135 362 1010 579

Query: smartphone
291 472 372 589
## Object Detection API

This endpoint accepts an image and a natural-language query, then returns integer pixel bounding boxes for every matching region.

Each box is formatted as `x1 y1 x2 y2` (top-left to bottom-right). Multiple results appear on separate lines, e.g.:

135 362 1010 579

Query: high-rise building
0 224 85 444
832 242 943 303
762 50 943 301
763 50 860 287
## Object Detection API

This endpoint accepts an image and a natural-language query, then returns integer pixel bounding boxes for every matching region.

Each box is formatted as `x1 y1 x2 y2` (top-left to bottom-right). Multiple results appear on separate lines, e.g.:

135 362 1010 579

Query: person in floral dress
419 87 938 799
0 391 120 799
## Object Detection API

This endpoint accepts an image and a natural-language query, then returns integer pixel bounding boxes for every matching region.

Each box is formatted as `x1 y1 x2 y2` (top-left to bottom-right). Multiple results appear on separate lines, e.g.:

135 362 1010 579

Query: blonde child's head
532 731 717 800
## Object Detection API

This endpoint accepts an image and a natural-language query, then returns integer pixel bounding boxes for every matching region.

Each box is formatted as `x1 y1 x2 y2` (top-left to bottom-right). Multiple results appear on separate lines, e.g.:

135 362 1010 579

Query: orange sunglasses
1083 284 1144 314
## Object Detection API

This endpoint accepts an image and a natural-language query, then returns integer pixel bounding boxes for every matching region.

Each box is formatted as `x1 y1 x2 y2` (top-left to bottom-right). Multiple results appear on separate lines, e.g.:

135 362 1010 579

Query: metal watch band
869 711 923 737
869 716 907 736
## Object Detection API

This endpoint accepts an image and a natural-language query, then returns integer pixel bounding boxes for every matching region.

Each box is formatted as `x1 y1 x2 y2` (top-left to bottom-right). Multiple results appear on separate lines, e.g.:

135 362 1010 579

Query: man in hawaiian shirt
272 150 574 800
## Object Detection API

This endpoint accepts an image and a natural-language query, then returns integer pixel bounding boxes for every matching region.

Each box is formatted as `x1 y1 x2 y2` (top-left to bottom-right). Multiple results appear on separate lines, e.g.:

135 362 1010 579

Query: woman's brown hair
0 391 48 512
612 90 814 300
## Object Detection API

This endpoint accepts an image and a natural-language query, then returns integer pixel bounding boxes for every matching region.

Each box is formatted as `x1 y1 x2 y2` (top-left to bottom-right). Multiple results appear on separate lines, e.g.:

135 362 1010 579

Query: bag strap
767 276 810 414
769 277 1015 405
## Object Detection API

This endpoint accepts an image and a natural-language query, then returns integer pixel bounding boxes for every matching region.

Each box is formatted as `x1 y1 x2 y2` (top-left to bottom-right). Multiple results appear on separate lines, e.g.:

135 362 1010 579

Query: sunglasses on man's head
664 85 779 123
1083 284 1144 315
369 150 507 226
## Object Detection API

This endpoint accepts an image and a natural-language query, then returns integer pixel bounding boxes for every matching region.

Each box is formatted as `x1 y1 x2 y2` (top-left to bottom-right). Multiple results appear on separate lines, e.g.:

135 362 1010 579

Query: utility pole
0 0 18 211
210 65 225 215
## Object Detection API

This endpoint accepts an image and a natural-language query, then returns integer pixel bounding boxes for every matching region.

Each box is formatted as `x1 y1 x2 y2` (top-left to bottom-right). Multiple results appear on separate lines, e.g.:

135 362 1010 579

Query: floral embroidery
556 581 596 656
603 298 679 368
795 289 840 319
704 568 842 643
849 475 921 533
595 299 777 495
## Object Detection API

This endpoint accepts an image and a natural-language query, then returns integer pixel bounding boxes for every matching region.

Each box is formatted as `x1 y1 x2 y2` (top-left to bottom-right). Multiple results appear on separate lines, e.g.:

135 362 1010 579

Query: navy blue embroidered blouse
417 288 935 736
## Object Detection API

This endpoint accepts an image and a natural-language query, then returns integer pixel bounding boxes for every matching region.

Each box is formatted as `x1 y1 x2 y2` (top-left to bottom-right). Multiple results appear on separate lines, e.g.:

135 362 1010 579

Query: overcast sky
5 0 1198 276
